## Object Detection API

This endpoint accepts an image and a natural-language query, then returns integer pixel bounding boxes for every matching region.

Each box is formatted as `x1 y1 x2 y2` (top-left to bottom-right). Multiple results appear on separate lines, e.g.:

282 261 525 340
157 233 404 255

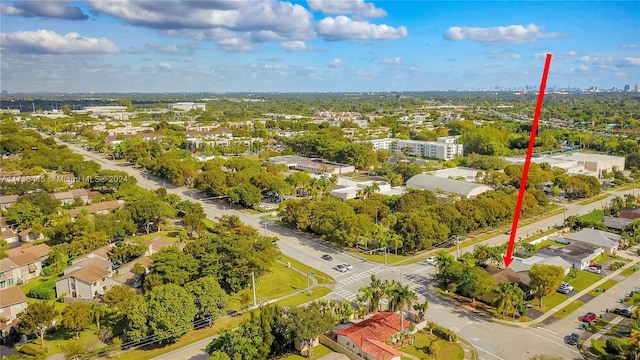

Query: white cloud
281 40 306 51
0 29 119 54
318 16 407 41
622 57 640 66
383 56 402 65
534 51 576 59
622 44 639 49
147 43 181 53
0 0 88 20
158 62 172 69
489 51 521 60
331 58 342 67
444 24 562 44
579 56 613 63
306 0 387 18
86 0 315 50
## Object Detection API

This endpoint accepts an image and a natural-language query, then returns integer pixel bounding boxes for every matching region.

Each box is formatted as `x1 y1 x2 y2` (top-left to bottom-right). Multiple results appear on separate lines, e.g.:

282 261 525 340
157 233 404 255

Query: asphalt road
49 136 636 360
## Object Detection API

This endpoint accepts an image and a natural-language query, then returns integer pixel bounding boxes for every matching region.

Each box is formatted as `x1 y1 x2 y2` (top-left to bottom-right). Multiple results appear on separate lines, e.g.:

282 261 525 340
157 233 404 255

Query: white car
586 267 602 274
335 265 347 273
341 263 353 270
426 256 437 265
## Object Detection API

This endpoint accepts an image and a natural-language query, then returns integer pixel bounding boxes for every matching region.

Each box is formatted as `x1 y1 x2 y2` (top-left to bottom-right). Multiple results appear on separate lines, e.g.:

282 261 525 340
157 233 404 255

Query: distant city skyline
0 1 638 93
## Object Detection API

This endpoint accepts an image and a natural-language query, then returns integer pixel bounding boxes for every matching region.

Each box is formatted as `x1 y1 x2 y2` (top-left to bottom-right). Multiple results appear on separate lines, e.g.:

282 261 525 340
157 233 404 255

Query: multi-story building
357 136 463 160
168 102 206 111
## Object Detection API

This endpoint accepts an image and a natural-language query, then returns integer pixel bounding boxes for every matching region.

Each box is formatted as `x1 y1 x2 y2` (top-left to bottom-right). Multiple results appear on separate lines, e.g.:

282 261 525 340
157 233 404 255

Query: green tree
6 201 43 230
103 285 137 316
458 267 495 304
413 301 429 322
0 239 8 259
123 294 148 342
62 302 93 339
182 202 207 235
289 304 335 360
229 183 262 208
529 264 565 307
146 284 198 344
149 247 199 286
18 301 59 346
184 276 230 325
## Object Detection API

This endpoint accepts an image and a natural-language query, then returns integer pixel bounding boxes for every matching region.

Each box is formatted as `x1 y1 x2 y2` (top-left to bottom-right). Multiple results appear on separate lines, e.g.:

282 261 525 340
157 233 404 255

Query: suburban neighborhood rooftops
67 200 125 218
487 268 530 286
603 216 634 230
0 195 18 204
335 312 404 347
0 286 27 307
5 244 51 259
565 228 621 249
59 264 111 284
361 338 403 359
0 258 18 272
538 241 602 259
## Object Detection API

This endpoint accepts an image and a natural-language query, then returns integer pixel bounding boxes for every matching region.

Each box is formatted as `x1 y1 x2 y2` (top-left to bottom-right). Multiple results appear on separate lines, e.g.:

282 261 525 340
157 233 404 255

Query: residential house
56 251 120 299
507 255 572 275
603 216 634 231
335 312 405 360
538 242 602 270
0 286 28 337
486 268 531 294
144 236 186 256
5 244 51 284
0 229 18 244
563 228 621 254
17 228 45 243
0 195 18 210
51 189 90 205
0 218 8 231
0 258 20 289
67 200 125 220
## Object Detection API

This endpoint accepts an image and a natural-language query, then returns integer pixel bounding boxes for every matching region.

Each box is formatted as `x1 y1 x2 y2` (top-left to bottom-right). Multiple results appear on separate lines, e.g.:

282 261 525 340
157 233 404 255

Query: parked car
321 254 333 261
586 267 602 274
341 263 353 270
557 287 571 294
565 333 579 345
582 312 597 322
613 308 633 318
425 256 437 265
334 265 347 273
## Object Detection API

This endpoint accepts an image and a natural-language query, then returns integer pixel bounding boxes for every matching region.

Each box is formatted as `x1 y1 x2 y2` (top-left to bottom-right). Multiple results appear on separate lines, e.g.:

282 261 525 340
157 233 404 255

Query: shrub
590 339 607 358
609 262 625 271
27 280 56 300
605 337 625 355
17 343 48 357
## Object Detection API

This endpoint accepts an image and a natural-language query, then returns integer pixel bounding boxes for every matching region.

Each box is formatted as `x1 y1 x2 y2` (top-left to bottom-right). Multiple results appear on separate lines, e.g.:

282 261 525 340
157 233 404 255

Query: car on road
586 267 602 274
425 256 437 265
321 254 333 261
341 263 353 270
505 230 512 235
334 264 347 273
613 308 633 318
581 312 597 322
564 333 579 345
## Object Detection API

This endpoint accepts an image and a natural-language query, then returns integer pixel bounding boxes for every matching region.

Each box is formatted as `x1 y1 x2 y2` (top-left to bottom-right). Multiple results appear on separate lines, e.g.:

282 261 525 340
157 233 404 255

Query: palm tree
492 282 516 319
520 242 537 255
369 275 385 312
357 287 375 313
630 323 640 360
435 251 454 278
474 244 491 265
413 301 429 322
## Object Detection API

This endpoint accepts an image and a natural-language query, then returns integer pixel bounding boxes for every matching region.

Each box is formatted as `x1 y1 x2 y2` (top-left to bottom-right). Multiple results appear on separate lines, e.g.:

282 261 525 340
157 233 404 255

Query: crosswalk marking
335 289 357 301
338 267 384 285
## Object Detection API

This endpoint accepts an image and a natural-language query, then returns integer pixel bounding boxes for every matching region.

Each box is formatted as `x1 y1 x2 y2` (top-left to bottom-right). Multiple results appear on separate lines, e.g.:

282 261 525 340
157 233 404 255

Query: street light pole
251 272 257 307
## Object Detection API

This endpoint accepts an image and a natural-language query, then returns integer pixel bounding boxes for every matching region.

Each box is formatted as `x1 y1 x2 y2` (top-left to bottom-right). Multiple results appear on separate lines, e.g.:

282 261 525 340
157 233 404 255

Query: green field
579 209 605 223
533 293 569 313
587 279 618 297
401 330 464 360
552 299 585 319
275 287 332 307
620 264 640 277
566 270 602 292
279 255 335 285
350 250 408 264
576 193 610 205
535 239 567 250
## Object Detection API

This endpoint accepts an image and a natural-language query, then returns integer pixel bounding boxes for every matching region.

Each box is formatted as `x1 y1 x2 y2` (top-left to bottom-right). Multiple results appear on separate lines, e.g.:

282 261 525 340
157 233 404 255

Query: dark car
613 308 633 318
321 254 333 261
582 312 597 322
565 333 579 345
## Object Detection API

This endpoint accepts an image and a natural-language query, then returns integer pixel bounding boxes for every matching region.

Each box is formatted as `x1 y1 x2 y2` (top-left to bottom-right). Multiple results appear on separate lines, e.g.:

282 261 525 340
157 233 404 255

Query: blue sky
1 0 638 93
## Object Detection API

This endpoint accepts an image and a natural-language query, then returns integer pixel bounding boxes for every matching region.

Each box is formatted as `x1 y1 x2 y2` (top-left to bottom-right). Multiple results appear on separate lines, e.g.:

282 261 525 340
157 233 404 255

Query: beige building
0 286 28 336
5 244 51 284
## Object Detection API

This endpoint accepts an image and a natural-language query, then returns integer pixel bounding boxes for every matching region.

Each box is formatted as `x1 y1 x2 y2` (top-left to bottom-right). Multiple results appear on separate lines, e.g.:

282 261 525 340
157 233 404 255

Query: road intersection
48 136 638 360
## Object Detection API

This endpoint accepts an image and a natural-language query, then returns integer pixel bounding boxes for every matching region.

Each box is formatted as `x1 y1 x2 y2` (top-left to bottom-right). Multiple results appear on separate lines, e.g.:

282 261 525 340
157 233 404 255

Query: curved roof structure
405 174 492 198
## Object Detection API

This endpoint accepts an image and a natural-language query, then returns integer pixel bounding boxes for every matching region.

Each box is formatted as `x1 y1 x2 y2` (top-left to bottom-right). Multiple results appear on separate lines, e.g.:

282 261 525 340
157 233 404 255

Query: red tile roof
335 312 404 352
361 338 402 360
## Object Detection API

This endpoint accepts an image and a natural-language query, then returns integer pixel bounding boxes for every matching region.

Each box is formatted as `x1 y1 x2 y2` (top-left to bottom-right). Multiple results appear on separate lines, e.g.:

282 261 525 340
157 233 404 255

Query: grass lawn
620 265 640 277
227 262 308 311
275 287 332 307
551 299 585 319
592 253 628 264
401 330 464 360
279 255 335 285
350 250 407 264
535 239 567 250
20 276 54 295
277 344 332 360
587 279 618 297
566 270 602 292
579 209 605 223
533 293 568 313
128 230 179 244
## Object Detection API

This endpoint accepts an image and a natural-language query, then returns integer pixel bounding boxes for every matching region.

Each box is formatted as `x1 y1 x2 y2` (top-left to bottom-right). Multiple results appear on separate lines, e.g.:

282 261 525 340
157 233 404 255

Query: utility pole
251 272 257 307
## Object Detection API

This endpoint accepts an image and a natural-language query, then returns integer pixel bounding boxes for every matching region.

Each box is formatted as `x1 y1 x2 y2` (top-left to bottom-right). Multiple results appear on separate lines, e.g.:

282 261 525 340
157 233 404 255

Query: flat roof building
356 136 463 160
269 155 355 175
405 174 492 198
168 102 206 111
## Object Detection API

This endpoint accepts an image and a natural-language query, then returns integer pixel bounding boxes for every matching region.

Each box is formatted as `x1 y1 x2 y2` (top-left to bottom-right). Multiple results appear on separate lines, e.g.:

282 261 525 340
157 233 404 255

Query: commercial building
405 174 492 198
357 136 463 160
269 156 355 175
168 102 206 111
507 152 625 178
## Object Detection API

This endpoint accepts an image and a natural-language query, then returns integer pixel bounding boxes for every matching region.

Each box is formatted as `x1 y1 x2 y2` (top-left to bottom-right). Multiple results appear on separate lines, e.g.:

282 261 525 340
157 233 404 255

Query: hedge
27 279 56 300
